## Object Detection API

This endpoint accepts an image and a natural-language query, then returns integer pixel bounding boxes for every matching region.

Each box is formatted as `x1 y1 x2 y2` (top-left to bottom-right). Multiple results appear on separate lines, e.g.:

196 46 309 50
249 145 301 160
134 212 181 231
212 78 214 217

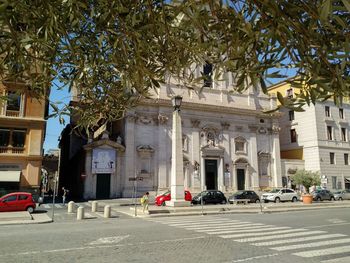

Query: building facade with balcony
62 68 283 199
0 81 48 195
269 80 350 191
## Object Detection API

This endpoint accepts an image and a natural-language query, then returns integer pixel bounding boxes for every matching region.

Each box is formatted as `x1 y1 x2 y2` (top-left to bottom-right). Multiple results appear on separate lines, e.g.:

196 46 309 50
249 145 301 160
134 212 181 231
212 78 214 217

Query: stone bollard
104 205 111 218
91 201 98 212
67 201 75 213
77 206 84 220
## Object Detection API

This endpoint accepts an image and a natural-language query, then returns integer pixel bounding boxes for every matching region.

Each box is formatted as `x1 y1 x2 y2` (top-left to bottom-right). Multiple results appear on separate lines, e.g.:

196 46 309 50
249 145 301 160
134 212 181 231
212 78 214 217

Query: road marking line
252 234 347 246
190 223 264 231
233 230 325 242
0 236 206 257
153 217 231 224
272 237 350 251
221 228 307 239
43 204 50 209
308 222 350 229
207 226 290 235
89 235 129 245
54 204 63 208
293 245 350 257
322 255 350 263
185 222 257 229
168 220 234 226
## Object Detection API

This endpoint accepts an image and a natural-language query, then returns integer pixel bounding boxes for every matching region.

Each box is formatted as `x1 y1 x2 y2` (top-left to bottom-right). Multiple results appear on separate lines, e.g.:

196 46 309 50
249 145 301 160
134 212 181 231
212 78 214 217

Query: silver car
261 188 299 203
333 190 350 201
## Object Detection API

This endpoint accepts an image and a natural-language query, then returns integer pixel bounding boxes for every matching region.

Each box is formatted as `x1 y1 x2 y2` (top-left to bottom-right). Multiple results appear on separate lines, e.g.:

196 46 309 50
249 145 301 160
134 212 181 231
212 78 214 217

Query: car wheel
292 197 297 202
26 206 34 213
275 197 281 203
339 197 343 201
255 199 260 203
317 197 321 201
330 197 335 201
221 200 226 204
264 200 268 203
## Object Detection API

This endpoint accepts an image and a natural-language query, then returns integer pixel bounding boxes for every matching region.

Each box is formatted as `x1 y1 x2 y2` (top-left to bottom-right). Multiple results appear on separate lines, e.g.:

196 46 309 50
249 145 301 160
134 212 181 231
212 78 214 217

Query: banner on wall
92 148 116 174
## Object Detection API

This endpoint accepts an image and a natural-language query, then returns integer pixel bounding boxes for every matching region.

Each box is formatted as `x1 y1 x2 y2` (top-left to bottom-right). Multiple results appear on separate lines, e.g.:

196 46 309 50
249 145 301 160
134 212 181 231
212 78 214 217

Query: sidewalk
92 199 350 218
0 211 52 226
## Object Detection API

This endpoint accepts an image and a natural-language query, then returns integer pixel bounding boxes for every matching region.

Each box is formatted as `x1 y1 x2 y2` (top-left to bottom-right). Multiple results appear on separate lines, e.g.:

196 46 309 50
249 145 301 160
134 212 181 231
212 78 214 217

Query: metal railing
0 146 25 154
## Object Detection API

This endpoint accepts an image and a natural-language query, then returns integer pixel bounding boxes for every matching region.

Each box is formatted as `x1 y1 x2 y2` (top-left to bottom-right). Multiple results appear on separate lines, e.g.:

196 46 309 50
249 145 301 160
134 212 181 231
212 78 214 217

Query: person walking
141 192 149 213
62 187 69 205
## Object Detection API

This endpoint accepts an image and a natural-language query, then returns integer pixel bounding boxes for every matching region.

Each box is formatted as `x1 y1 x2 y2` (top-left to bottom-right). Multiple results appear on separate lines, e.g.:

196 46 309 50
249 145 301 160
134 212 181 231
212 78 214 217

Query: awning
345 178 350 183
0 171 21 182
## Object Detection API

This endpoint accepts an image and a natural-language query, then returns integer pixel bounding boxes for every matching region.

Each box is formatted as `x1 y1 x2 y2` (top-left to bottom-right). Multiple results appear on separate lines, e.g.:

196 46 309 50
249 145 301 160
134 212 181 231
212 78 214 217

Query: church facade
78 75 283 199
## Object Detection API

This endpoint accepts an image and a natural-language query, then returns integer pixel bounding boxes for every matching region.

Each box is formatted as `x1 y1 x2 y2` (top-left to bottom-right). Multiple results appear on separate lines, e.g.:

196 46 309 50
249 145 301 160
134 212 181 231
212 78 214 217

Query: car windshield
233 191 244 195
334 191 342 194
161 191 170 196
196 192 207 197
269 189 280 193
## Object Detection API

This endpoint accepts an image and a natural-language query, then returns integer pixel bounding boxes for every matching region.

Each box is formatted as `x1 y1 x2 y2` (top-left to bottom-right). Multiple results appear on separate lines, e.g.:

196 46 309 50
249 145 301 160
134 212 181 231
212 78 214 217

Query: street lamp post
166 96 190 207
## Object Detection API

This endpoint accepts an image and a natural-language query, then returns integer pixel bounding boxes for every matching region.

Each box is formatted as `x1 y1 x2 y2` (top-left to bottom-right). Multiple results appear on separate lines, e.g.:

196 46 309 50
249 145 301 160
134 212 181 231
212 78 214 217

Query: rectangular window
0 128 26 148
0 128 10 146
330 152 335 164
327 126 333 140
203 63 213 87
344 153 349 165
325 106 330 117
289 110 295 121
332 176 337 189
341 128 347 141
339 108 344 119
6 91 21 111
290 129 297 143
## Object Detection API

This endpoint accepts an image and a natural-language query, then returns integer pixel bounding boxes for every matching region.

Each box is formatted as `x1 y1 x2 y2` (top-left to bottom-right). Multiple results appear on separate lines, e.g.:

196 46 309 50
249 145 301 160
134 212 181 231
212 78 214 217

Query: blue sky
43 82 70 153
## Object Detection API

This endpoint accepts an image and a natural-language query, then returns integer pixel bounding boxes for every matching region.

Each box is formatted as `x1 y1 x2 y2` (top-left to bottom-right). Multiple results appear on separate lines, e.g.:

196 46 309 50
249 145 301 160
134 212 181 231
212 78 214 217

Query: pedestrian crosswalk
39 202 89 209
149 216 350 262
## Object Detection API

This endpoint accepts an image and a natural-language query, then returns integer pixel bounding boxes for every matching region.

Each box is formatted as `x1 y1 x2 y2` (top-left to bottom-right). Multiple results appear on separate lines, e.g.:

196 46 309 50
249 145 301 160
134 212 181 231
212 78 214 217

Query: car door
18 194 29 211
280 189 287 201
345 190 350 200
0 194 18 212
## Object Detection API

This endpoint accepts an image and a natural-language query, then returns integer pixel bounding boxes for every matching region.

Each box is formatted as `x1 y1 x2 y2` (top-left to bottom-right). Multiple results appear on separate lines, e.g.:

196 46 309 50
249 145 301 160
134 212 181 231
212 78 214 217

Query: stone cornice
84 139 125 152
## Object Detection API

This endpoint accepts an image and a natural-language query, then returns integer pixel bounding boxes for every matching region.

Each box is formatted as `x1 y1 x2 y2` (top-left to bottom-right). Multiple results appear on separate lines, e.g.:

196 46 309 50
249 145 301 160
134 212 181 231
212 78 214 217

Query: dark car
312 189 335 201
228 190 260 204
191 190 227 205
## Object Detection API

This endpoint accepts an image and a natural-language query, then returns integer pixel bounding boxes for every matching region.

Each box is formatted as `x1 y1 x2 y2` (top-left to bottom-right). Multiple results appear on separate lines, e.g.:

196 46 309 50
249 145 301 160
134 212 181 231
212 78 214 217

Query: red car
155 190 192 206
0 192 36 213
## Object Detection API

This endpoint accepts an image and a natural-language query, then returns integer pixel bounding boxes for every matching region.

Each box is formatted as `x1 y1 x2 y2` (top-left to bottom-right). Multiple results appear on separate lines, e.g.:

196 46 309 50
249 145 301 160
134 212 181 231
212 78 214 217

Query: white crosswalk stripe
42 204 50 209
206 226 291 235
232 230 326 242
55 204 63 208
271 237 350 251
148 216 350 261
293 245 350 258
252 234 347 247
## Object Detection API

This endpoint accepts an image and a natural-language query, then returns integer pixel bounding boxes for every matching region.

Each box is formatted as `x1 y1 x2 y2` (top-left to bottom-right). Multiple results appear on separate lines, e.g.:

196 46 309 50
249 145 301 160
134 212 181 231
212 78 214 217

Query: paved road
0 207 349 263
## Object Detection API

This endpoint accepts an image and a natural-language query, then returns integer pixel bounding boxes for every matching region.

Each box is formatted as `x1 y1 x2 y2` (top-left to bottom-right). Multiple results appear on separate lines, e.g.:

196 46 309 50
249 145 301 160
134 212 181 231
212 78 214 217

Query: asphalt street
0 207 349 263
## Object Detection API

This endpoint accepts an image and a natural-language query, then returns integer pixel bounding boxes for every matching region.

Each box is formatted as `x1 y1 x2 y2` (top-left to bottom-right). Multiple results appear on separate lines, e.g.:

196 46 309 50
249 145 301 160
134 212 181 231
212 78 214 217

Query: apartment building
0 81 48 195
269 80 350 191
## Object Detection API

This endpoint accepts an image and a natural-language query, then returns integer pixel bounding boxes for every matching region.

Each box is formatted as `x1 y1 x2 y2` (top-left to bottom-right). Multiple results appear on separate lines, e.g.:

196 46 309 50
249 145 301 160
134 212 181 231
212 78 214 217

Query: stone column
166 109 190 207
271 124 282 187
157 114 169 190
218 157 225 191
123 114 137 197
83 150 93 199
191 119 201 191
249 125 260 190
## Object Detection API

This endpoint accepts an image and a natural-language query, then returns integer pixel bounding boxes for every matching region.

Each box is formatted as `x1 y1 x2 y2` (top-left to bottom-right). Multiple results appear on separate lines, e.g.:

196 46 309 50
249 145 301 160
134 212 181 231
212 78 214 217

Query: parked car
261 188 299 203
0 192 36 213
191 190 227 205
228 190 260 204
333 190 350 201
155 190 192 206
312 189 335 201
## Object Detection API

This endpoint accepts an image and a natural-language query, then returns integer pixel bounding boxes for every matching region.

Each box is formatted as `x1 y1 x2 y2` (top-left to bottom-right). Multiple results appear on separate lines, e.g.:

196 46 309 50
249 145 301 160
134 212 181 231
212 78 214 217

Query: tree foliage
0 0 349 131
292 169 321 193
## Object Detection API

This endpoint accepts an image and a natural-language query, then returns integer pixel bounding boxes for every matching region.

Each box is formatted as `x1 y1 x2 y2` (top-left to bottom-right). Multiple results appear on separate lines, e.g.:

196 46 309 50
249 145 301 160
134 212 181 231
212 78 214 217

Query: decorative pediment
84 138 125 152
201 144 225 157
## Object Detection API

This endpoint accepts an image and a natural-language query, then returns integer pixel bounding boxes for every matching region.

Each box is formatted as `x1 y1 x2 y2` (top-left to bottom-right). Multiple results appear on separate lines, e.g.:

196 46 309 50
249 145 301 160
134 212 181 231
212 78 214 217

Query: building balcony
0 146 25 155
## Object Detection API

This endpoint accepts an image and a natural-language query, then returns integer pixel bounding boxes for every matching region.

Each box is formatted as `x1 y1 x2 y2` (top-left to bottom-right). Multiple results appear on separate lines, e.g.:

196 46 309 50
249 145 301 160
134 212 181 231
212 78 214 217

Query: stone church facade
78 75 283 199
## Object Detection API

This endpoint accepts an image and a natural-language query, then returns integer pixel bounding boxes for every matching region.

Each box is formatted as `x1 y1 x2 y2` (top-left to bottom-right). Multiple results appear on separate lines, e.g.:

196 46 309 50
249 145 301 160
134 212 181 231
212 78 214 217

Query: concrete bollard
67 201 75 213
77 206 84 220
91 201 98 212
104 205 111 218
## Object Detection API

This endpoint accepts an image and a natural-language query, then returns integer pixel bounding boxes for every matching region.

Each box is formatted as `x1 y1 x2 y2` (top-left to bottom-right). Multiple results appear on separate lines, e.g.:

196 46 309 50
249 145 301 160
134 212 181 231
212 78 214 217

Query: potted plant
292 169 321 204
